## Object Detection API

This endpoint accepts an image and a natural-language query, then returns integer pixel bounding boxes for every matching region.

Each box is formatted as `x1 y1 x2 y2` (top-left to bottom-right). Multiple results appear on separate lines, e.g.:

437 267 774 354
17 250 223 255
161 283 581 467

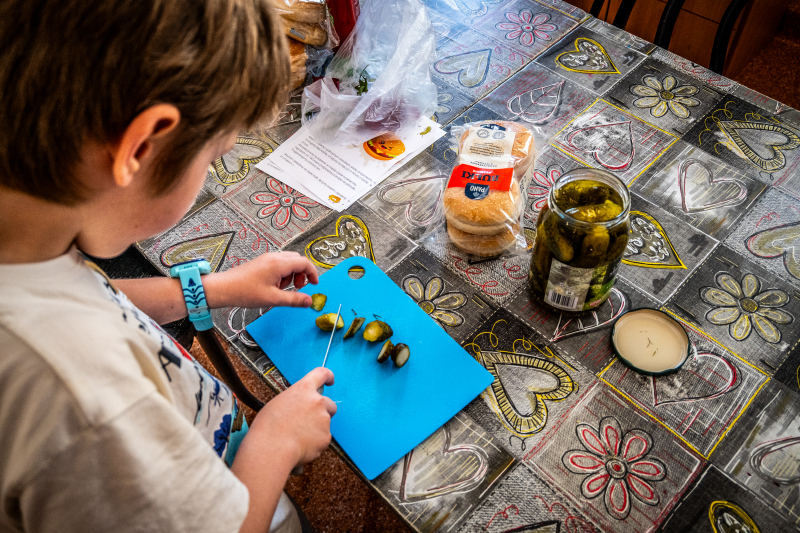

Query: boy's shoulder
0 249 164 425
0 248 240 459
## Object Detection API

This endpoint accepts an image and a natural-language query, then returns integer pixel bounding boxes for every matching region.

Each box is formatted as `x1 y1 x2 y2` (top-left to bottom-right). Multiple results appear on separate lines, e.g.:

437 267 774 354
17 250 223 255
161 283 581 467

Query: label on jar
448 164 514 199
544 259 593 311
544 258 621 311
459 125 516 169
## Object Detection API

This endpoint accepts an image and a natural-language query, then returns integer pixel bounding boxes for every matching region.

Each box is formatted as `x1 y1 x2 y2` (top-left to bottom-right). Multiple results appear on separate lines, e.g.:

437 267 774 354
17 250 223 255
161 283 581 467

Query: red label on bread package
448 164 513 200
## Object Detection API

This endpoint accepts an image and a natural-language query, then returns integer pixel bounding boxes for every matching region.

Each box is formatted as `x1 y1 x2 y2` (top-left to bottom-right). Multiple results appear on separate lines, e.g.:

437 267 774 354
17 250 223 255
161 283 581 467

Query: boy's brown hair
0 0 289 205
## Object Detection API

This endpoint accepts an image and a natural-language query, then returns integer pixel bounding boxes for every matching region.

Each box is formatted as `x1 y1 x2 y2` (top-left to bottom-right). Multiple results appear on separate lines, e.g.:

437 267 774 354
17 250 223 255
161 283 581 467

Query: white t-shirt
0 248 299 533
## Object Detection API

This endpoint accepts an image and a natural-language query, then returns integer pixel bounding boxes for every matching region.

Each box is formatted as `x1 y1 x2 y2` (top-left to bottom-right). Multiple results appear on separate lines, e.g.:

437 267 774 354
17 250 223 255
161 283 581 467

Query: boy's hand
246 367 337 468
204 251 319 309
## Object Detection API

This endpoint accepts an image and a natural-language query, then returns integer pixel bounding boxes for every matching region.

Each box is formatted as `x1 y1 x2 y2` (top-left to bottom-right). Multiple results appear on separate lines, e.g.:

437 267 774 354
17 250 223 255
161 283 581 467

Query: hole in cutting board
348 265 365 280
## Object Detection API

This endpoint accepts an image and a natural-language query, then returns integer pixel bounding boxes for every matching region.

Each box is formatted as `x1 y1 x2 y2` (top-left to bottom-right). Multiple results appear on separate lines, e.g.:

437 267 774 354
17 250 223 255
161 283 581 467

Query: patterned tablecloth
135 1 800 531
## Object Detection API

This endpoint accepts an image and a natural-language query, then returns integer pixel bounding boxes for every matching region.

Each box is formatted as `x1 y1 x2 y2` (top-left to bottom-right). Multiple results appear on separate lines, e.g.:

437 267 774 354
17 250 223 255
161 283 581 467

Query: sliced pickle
344 316 365 339
363 320 393 342
377 340 394 363
315 313 344 331
392 343 410 367
310 293 327 311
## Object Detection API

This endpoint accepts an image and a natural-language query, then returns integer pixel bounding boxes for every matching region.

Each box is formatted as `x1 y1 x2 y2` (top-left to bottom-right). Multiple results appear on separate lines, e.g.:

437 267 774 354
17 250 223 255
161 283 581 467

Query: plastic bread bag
300 0 438 146
269 0 339 48
441 121 538 258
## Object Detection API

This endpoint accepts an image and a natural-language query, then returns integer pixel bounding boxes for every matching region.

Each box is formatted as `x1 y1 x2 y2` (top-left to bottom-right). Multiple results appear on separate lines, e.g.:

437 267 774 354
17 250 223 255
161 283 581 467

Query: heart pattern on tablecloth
211 137 272 188
566 120 634 171
746 221 800 281
399 423 489 502
623 212 686 269
479 351 576 437
750 436 800 485
555 38 620 74
376 175 447 228
718 120 800 173
550 287 627 342
678 158 747 213
651 352 739 406
160 231 235 273
434 49 492 88
305 215 374 269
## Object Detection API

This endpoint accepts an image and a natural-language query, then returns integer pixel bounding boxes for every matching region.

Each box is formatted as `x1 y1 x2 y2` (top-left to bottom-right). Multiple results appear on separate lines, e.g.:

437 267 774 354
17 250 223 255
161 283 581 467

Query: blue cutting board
246 256 493 480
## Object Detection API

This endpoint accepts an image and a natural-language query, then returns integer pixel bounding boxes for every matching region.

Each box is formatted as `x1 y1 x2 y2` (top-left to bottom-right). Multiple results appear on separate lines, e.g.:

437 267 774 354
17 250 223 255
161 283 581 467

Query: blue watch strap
169 260 214 331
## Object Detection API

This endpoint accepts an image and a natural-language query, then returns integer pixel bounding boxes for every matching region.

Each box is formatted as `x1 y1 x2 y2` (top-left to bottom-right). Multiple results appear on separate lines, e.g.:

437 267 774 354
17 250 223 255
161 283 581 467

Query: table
127 1 800 531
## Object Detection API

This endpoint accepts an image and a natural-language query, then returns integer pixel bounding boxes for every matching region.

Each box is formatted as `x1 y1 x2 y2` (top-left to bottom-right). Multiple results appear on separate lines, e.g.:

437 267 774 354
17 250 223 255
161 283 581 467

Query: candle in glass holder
611 309 691 374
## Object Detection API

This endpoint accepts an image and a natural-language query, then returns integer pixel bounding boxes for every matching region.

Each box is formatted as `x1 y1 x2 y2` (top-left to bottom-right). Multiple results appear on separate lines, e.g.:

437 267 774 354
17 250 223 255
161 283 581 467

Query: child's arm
232 367 337 533
112 251 320 324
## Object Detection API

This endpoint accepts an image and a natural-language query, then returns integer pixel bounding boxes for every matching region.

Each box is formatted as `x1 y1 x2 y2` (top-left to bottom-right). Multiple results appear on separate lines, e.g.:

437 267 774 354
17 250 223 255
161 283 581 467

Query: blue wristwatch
169 259 214 331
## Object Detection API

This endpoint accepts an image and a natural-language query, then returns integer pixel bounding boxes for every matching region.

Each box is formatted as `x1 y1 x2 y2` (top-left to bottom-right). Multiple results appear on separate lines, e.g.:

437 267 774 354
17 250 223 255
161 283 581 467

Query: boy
0 1 336 532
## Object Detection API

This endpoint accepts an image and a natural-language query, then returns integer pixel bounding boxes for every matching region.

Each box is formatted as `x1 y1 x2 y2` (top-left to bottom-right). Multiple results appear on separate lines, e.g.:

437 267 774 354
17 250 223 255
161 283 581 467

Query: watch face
170 258 212 276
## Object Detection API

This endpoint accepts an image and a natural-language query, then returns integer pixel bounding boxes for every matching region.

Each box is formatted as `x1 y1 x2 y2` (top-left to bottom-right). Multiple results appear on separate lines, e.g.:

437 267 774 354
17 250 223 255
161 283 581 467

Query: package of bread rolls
442 120 536 257
270 0 339 50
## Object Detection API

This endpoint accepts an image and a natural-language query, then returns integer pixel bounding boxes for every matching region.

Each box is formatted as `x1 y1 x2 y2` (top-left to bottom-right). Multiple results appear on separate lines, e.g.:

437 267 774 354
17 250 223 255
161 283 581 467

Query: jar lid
610 308 694 376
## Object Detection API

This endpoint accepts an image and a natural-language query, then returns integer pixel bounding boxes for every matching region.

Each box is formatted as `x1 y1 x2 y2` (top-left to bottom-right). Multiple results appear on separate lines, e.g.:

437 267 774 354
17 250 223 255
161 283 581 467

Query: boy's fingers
305 261 319 285
293 272 307 289
304 367 334 389
273 290 312 308
324 397 338 417
281 254 319 285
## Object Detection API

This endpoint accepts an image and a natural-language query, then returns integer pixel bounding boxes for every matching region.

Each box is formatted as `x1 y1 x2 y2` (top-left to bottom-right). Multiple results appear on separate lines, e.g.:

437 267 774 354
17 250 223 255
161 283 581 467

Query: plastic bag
440 120 538 258
270 0 339 48
271 0 338 89
300 0 438 146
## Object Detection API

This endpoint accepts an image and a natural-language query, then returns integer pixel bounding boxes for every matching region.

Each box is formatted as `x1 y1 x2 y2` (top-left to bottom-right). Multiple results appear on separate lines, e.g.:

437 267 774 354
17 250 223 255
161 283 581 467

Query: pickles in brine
529 169 630 314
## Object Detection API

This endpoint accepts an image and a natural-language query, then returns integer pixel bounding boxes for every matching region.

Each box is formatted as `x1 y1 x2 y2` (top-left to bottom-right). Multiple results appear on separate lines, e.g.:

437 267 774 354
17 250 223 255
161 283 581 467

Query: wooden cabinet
568 0 788 77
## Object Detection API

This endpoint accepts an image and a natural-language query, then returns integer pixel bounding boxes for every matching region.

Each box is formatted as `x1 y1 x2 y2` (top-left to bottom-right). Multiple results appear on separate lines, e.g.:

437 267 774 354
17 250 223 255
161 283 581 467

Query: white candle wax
612 309 689 373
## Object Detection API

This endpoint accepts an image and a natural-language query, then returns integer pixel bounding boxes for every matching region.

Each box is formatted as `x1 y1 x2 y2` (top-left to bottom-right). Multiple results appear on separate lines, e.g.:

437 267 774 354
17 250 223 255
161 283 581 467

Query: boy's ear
111 104 181 188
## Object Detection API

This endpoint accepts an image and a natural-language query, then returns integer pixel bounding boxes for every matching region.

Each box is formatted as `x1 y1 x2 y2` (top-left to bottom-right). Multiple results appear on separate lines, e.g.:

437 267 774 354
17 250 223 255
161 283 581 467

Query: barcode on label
547 290 578 310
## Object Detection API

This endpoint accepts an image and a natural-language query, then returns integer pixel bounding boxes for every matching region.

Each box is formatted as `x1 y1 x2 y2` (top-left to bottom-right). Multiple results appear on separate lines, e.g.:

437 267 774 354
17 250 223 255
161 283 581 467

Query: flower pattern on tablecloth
250 177 319 230
563 416 666 521
631 75 700 119
701 272 793 344
528 165 562 213
402 275 467 328
496 10 557 47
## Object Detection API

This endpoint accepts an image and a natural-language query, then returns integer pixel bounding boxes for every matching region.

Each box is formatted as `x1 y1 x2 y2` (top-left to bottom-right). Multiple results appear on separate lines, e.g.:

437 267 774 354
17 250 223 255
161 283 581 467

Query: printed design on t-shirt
83 259 237 457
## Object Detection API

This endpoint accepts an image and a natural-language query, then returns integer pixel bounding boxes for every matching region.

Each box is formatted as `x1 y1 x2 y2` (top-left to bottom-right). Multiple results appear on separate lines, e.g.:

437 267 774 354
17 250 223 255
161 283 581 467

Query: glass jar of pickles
529 168 630 314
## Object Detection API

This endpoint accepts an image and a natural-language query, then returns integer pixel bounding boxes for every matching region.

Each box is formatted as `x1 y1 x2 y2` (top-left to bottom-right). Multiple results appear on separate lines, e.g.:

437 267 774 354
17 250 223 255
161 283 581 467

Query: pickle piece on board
377 340 394 363
310 294 327 311
392 343 410 367
363 320 393 342
316 313 344 331
344 316 365 339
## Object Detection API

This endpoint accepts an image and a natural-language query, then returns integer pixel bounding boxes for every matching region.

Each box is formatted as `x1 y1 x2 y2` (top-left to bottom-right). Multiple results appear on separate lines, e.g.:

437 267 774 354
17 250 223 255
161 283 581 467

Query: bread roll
281 18 327 46
444 121 535 235
269 0 326 24
447 223 520 257
288 38 307 90
444 185 523 234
